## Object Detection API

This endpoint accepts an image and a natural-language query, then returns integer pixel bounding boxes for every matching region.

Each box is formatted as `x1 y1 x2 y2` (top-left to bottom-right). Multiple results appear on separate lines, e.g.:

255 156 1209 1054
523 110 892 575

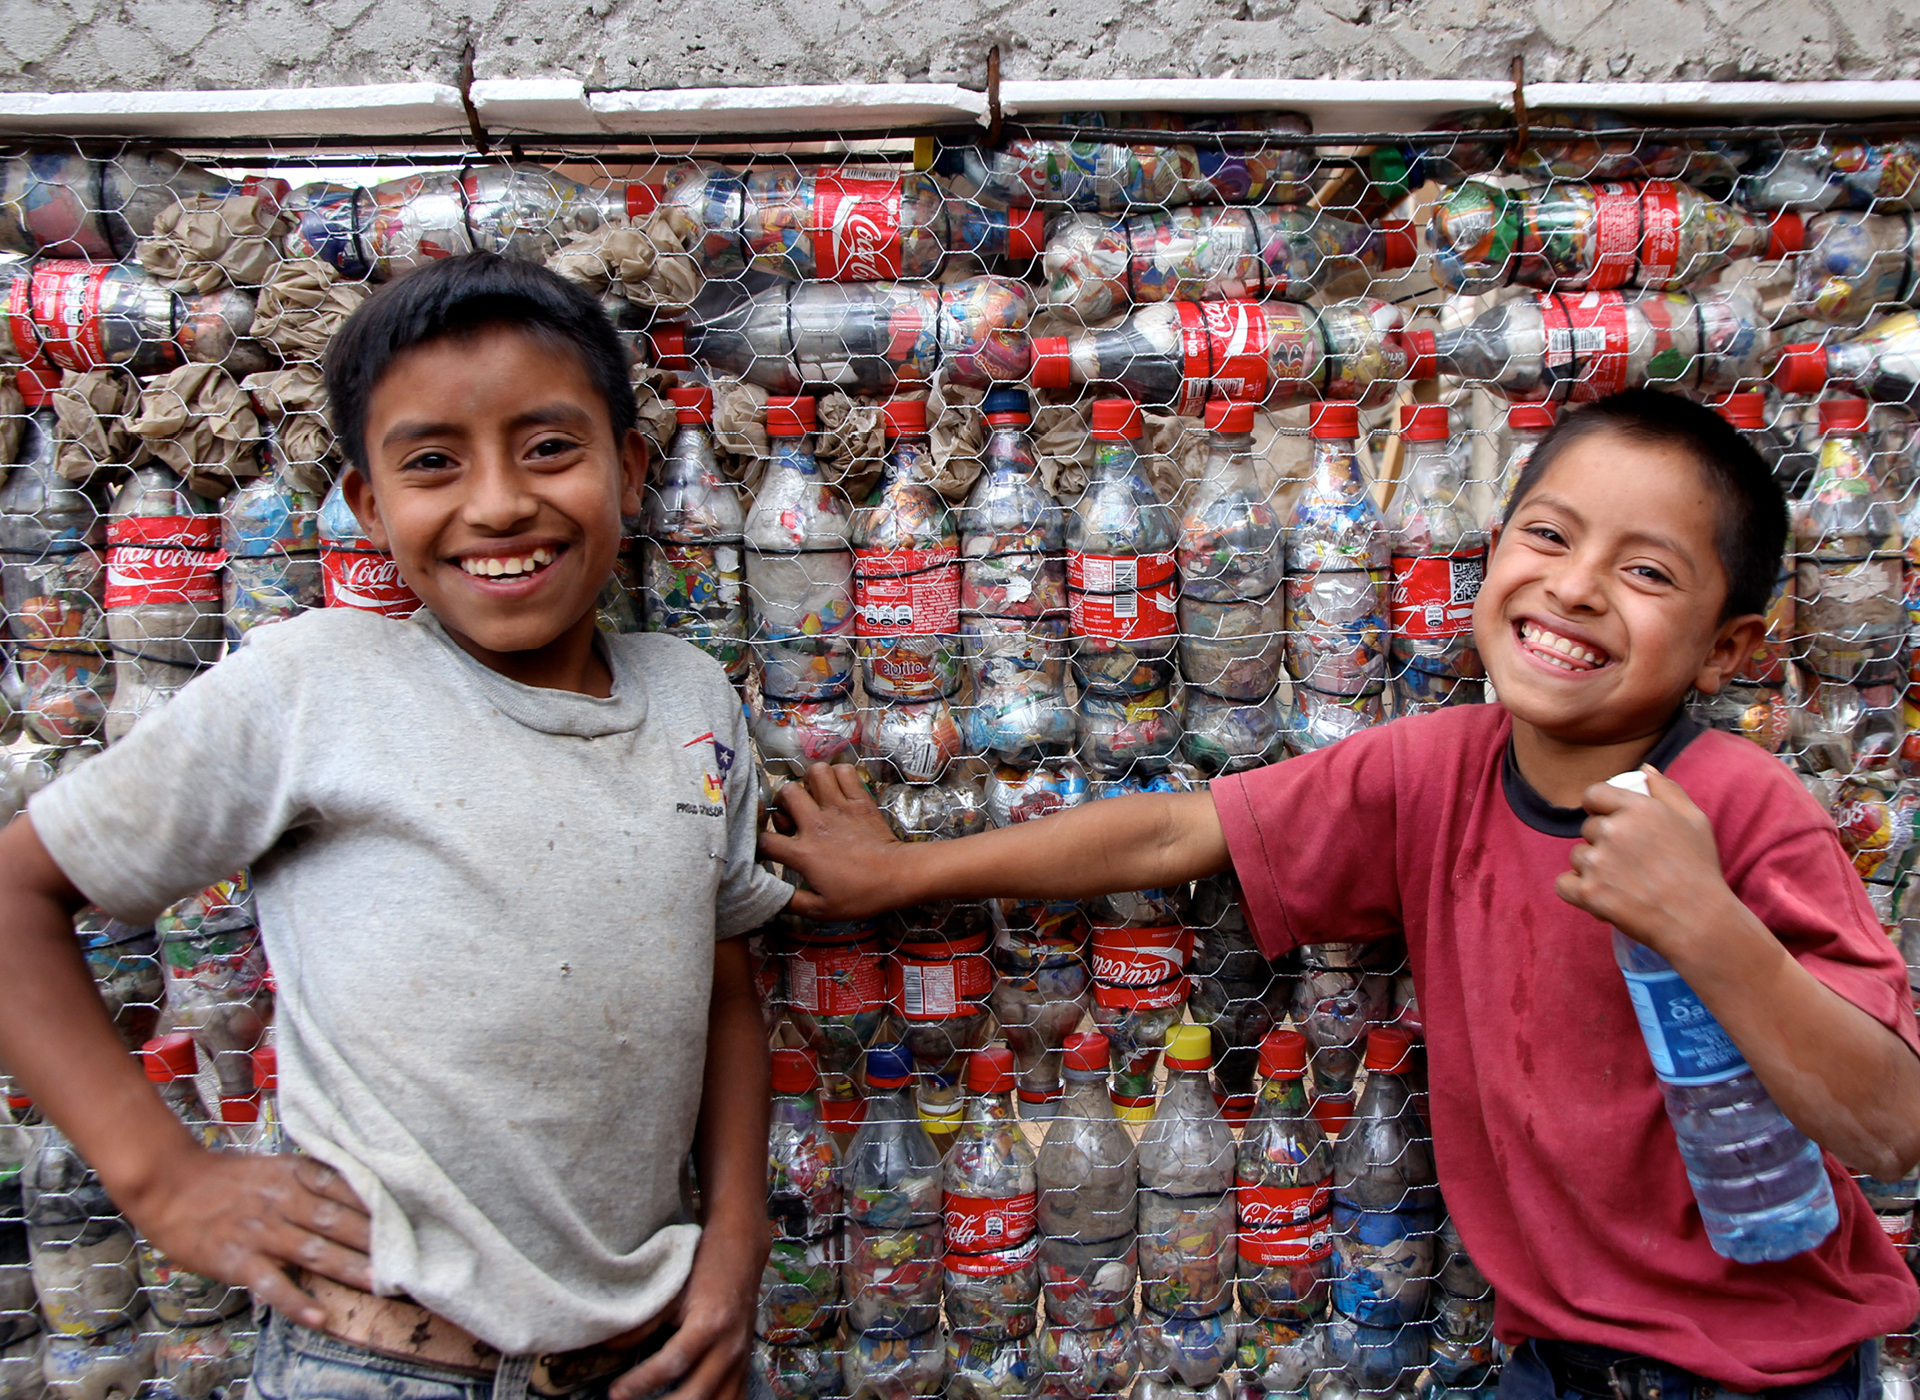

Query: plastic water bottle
1605 769 1840 1263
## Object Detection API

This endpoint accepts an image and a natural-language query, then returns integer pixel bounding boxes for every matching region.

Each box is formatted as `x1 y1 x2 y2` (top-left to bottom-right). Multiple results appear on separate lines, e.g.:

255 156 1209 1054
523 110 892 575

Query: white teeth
1520 622 1605 670
459 550 556 579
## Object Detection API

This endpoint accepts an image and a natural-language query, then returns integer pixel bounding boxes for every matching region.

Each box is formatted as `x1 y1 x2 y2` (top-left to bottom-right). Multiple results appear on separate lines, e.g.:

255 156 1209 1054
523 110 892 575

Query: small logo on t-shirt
680 732 727 818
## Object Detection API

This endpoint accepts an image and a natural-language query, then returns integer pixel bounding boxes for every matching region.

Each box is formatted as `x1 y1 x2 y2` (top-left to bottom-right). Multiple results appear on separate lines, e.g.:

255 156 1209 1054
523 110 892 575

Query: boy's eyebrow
380 402 597 449
1524 492 1695 563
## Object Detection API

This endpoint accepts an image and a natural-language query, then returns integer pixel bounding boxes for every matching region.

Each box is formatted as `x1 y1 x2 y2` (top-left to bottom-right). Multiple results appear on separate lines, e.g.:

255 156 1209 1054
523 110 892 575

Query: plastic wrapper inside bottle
40 1321 153 1400
1390 661 1483 718
1181 689 1286 777
1237 1315 1322 1394
947 1329 1037 1400
844 1222 944 1335
986 755 1092 830
755 1336 843 1400
1078 688 1183 779
1137 1190 1237 1320
1292 958 1389 1101
151 1314 254 1400
752 692 859 775
1284 568 1389 696
1038 1233 1138 1330
761 1234 844 1343
139 1227 248 1327
944 1235 1041 1337
156 878 270 1102
1788 211 1920 324
1287 684 1386 757
858 695 963 784
889 927 995 1079
1133 1305 1237 1386
1803 658 1906 776
993 898 1091 970
843 1323 947 1400
991 953 1091 1115
1317 1310 1429 1393
642 538 749 676
779 923 891 1123
879 775 991 843
1738 136 1920 213
1177 592 1284 702
1429 1291 1498 1384
1037 1317 1137 1400
1328 1202 1435 1328
964 618 1076 766
72 911 162 1051
0 1332 41 1400
1091 1002 1183 1114
25 1210 139 1339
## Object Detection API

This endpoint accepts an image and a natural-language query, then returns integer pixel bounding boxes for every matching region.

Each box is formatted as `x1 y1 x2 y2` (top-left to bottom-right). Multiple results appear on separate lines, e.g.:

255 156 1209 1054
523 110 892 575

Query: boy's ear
1692 613 1767 697
619 429 650 520
339 468 393 552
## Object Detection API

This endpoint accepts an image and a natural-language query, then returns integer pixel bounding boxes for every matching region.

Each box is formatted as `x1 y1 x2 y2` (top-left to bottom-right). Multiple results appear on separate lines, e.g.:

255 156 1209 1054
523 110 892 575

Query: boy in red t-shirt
766 388 1920 1393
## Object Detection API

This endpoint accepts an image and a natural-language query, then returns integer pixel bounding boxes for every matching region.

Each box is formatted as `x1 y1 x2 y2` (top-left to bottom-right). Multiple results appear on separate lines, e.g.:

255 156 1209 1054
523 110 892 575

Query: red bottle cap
7 1095 32 1112
820 1096 864 1132
1019 1085 1062 1106
1312 1092 1354 1139
1310 401 1359 440
1507 401 1556 430
1005 207 1046 261
1771 344 1828 395
650 326 690 369
1063 1030 1110 1074
1712 392 1767 430
1203 399 1256 434
14 363 59 408
220 1096 259 1126
141 1032 198 1083
770 1047 820 1095
252 1044 277 1093
1398 403 1450 441
626 183 664 219
1030 336 1072 390
766 396 818 437
1404 329 1438 382
1377 219 1418 271
1364 1027 1417 1074
1766 211 1805 261
1257 1027 1309 1079
669 385 713 424
882 398 928 438
1820 396 1872 434
1090 398 1144 441
1218 1092 1255 1124
966 1045 1017 1095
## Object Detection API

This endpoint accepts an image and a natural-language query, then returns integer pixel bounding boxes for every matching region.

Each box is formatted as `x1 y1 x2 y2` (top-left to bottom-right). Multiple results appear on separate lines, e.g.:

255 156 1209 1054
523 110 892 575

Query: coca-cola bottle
641 385 748 682
1285 402 1387 752
753 693 860 778
1788 211 1920 324
103 464 223 743
1428 1214 1497 1388
22 1123 140 1338
318 477 421 619
1 149 289 258
1292 943 1392 1139
134 1035 248 1328
1407 288 1772 403
1178 399 1284 776
658 163 1045 280
744 396 856 701
1235 1029 1333 1326
855 399 962 702
1737 135 1920 213
1329 1028 1436 1331
762 1048 843 1346
842 1043 943 1337
251 1042 292 1156
1427 178 1800 294
1137 1026 1236 1322
1042 206 1416 320
653 276 1035 395
1387 403 1485 716
0 365 111 744
157 874 272 1103
778 914 890 1132
1186 872 1285 1120
1036 1031 1139 1335
943 1047 1041 1339
222 436 322 643
1773 310 1920 404
6 260 264 377
1029 299 1410 417
1488 400 1557 529
1793 397 1906 681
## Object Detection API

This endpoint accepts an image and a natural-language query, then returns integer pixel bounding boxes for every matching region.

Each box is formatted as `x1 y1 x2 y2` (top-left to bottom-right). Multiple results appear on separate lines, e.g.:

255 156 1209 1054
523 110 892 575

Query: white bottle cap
1607 770 1651 797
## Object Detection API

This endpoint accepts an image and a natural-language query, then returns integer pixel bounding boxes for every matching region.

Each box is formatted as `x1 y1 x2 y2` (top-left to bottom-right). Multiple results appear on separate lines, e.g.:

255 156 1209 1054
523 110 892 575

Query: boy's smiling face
1474 430 1764 747
343 325 645 689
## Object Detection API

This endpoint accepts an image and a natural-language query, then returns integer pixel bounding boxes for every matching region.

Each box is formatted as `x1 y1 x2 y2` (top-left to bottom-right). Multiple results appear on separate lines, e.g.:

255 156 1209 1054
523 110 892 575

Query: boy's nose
463 455 541 531
1544 550 1609 613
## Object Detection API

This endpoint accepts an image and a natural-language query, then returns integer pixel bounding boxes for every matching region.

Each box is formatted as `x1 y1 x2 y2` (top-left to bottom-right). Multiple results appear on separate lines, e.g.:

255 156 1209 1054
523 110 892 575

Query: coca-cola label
6 270 39 366
1176 300 1271 416
887 946 993 1020
321 546 422 618
854 545 960 636
1636 182 1683 285
943 1194 1039 1260
1236 1181 1334 1266
1389 548 1486 638
1067 552 1178 642
1588 184 1644 290
785 941 886 1016
105 516 222 607
1877 1211 1915 1247
813 175 904 281
25 260 114 372
1090 924 1191 1009
1541 292 1632 401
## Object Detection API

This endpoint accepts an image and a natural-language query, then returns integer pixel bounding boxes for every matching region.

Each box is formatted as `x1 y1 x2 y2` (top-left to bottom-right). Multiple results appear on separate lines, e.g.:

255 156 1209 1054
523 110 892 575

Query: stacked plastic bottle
759 1048 844 1400
641 385 749 683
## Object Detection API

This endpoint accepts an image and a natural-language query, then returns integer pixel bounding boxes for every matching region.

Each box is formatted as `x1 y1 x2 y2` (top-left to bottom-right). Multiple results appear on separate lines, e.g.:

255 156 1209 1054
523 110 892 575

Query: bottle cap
865 1041 914 1087
1312 1092 1354 1139
650 326 691 369
1203 399 1255 434
1766 211 1805 261
1377 219 1418 271
1820 396 1872 434
14 363 59 408
1771 343 1828 396
1398 403 1450 441
1309 402 1359 440
982 386 1032 422
252 1044 277 1093
965 1045 1017 1095
1218 1093 1255 1124
1711 392 1766 430
6 1095 31 1112
882 398 928 438
820 1096 864 1132
1063 1030 1109 1074
1164 1024 1213 1070
220 1096 259 1126
1257 1027 1309 1079
1404 329 1438 382
1114 1097 1156 1125
1090 398 1144 441
1364 1026 1417 1074
770 1047 819 1095
1030 336 1072 390
1508 401 1556 430
626 183 663 219
668 385 713 424
1606 770 1651 798
1005 207 1046 262
141 1032 197 1083
766 396 818 437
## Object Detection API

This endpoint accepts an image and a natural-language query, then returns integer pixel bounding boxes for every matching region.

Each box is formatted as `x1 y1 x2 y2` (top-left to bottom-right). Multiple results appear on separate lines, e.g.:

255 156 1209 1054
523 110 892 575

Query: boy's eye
1523 525 1565 546
1630 564 1674 585
403 452 456 473
530 437 581 461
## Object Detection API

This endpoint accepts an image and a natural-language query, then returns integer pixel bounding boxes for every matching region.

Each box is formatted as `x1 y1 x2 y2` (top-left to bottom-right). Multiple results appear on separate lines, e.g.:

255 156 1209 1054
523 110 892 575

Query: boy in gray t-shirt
0 255 791 1400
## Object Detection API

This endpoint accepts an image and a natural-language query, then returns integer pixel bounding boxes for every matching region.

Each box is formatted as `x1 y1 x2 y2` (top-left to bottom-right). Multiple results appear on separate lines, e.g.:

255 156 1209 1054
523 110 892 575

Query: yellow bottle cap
1166 1024 1213 1067
1115 1101 1156 1126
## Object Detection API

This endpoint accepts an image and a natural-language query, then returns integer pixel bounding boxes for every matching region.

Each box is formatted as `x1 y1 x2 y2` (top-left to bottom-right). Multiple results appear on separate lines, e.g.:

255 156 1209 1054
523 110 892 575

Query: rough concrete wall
1 0 1914 95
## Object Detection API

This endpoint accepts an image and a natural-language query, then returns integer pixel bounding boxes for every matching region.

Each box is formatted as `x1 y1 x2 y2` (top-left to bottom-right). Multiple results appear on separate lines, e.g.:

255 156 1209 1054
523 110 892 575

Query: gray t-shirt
29 608 791 1354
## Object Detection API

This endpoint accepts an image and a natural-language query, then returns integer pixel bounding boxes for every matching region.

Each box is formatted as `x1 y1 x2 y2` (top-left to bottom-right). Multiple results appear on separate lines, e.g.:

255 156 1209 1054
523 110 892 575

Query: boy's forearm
691 938 770 1237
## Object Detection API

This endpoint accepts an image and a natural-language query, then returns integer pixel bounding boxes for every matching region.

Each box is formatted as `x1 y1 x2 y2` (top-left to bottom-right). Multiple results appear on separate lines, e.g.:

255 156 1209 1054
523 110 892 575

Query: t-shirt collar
1501 712 1706 838
415 609 649 738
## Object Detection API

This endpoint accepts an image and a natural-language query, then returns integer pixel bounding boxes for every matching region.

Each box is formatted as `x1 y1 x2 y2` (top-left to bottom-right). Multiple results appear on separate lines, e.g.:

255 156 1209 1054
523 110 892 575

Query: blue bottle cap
982 387 1031 418
866 1042 915 1084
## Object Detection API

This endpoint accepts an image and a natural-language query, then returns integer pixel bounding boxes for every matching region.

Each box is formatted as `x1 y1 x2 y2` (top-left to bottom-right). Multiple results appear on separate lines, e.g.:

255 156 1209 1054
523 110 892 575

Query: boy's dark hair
324 252 637 473
1502 388 1788 621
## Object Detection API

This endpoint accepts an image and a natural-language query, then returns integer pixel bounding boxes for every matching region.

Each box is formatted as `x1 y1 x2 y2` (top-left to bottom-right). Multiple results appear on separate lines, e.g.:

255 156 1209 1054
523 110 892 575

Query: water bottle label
1588 182 1683 288
1620 967 1748 1085
1235 1181 1334 1265
1541 292 1633 400
1388 548 1485 638
944 1192 1038 1257
14 260 124 372
1175 300 1278 416
1089 924 1192 1008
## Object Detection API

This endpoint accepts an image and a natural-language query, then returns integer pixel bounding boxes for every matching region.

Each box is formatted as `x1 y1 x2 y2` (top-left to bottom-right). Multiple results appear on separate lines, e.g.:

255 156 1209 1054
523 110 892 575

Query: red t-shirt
1211 703 1920 1388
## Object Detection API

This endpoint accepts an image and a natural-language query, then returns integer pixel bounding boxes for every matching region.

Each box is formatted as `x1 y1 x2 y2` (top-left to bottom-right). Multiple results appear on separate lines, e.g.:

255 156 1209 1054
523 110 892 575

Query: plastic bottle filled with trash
855 398 962 703
318 476 421 618
135 1034 249 1328
0 366 111 744
1487 400 1557 530
1041 205 1416 320
1187 873 1286 1119
1236 1027 1333 1325
103 462 223 743
1792 397 1906 676
1773 310 1920 405
943 1047 1041 1339
1787 211 1920 323
221 434 322 643
1605 769 1841 1262
1737 135 1920 212
1429 1214 1498 1387
1137 1025 1237 1323
1 148 289 258
1029 298 1410 417
21 1123 140 1338
1426 178 1800 294
5 259 265 377
762 1047 843 1346
776 916 889 1132
1387 402 1485 716
641 385 748 682
842 1042 944 1336
1329 1026 1436 1332
1036 1030 1139 1335
744 395 856 701
1 1096 36 1361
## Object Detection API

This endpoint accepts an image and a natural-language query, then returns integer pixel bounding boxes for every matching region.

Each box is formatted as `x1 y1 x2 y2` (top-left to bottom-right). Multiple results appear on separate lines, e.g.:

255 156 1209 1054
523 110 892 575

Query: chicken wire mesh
2 109 1920 1400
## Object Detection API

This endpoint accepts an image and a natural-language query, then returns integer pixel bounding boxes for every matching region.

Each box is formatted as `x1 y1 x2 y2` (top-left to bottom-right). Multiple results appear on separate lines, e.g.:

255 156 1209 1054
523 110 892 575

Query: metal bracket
459 39 493 156
1510 52 1529 159
985 43 1004 147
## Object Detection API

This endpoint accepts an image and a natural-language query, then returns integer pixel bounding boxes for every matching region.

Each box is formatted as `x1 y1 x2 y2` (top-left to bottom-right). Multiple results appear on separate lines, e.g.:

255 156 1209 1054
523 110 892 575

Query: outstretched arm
758 763 1233 922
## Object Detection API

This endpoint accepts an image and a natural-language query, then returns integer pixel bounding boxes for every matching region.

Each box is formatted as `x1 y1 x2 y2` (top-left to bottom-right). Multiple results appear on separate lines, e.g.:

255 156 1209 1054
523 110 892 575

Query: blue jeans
1499 1339 1879 1400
